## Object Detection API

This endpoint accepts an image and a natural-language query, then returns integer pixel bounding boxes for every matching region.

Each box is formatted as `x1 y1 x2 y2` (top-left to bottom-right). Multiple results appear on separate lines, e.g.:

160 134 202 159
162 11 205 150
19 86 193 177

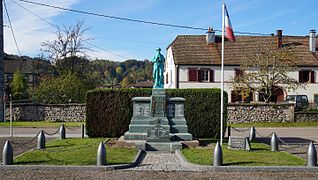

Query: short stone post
307 142 317 167
270 132 279 152
59 124 66 140
97 142 106 166
3 140 13 165
213 141 223 166
249 127 256 142
37 130 46 149
81 124 85 138
227 126 231 137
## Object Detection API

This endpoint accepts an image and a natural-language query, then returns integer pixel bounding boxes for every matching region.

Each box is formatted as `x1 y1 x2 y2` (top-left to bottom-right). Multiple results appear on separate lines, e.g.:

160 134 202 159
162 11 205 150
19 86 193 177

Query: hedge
86 88 227 138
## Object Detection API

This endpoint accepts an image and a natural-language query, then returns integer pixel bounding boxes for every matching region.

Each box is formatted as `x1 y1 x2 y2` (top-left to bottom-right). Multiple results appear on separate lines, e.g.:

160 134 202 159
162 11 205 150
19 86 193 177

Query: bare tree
231 41 305 103
41 21 91 62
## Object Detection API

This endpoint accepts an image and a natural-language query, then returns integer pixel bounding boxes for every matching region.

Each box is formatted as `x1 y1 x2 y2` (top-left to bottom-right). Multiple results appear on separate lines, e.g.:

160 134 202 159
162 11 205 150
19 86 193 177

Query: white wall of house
164 47 177 89
164 62 318 103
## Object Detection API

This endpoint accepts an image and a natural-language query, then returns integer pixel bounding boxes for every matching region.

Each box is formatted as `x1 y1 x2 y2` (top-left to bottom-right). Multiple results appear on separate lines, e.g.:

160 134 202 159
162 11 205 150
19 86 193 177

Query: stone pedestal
123 89 193 151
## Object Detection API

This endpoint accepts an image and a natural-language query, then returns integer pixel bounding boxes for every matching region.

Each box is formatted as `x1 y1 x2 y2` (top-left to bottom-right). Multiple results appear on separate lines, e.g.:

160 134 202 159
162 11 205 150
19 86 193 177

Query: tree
11 71 28 99
34 72 95 104
231 42 304 103
41 21 90 62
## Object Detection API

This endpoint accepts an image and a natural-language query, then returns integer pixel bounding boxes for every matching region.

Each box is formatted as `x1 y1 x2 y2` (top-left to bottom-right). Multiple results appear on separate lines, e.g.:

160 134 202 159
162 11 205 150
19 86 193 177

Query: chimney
276 30 283 48
206 27 215 44
309 30 316 52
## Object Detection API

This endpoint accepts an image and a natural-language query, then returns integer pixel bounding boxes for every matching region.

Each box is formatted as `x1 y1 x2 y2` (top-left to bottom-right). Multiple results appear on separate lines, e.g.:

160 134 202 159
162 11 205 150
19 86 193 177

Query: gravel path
130 152 193 171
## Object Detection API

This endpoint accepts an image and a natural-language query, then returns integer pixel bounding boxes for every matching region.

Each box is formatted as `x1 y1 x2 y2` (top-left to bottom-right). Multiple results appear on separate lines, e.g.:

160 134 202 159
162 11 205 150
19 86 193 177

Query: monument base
117 136 198 152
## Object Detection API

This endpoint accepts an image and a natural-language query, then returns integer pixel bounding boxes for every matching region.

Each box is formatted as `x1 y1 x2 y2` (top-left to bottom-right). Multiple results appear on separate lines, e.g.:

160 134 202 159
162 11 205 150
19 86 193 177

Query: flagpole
220 3 225 145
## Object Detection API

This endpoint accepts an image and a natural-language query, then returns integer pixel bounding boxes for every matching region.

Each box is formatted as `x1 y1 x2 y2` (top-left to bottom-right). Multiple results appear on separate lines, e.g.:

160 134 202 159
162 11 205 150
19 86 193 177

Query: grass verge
14 138 137 165
0 121 84 128
181 142 305 166
229 122 318 128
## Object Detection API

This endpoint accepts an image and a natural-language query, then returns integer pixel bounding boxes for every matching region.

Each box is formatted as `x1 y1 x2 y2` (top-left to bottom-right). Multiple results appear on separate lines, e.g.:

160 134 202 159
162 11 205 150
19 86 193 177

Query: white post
220 3 225 145
9 94 12 137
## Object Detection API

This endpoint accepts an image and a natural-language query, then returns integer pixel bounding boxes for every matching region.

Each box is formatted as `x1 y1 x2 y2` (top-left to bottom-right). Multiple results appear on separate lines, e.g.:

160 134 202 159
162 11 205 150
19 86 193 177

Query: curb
175 149 318 172
0 149 145 170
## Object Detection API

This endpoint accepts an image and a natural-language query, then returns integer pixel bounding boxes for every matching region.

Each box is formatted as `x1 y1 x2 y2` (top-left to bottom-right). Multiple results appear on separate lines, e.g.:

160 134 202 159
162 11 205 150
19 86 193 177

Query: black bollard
97 142 106 166
227 126 231 137
81 124 85 138
59 124 66 140
213 141 223 166
270 132 279 152
307 142 317 167
3 140 13 165
37 130 46 149
249 127 256 142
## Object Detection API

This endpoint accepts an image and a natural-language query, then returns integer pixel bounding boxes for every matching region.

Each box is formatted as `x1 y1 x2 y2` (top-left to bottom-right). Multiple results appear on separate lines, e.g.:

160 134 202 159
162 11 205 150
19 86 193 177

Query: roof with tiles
168 34 318 67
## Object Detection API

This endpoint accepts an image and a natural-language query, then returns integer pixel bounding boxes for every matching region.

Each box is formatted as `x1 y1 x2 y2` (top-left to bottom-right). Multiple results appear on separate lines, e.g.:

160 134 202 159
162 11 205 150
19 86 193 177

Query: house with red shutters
164 29 318 105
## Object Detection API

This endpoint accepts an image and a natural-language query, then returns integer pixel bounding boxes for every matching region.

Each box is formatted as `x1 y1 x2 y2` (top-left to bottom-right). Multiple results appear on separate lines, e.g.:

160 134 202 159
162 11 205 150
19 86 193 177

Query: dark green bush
86 88 227 138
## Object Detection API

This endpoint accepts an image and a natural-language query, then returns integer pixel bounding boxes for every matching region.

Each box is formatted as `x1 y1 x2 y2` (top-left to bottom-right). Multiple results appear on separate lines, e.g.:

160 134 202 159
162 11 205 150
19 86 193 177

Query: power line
4 0 21 56
11 0 132 60
17 0 272 36
85 41 131 60
11 0 58 29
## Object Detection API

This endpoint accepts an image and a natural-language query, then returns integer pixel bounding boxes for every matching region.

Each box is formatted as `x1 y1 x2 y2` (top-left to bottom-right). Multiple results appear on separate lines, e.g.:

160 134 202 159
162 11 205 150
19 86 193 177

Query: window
170 70 172 83
299 70 315 83
234 68 243 79
188 68 198 81
7 74 13 83
314 95 318 107
188 68 214 82
166 73 169 84
201 69 209 82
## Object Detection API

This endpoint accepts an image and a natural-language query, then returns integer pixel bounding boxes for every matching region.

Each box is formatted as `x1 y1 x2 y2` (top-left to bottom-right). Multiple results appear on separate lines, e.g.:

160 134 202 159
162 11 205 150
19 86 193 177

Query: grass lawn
0 121 84 128
14 138 137 165
181 142 305 166
229 121 318 128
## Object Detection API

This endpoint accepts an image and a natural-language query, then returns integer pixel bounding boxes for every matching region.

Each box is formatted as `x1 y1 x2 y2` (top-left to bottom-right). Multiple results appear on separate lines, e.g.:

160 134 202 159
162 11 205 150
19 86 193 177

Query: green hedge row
86 88 227 138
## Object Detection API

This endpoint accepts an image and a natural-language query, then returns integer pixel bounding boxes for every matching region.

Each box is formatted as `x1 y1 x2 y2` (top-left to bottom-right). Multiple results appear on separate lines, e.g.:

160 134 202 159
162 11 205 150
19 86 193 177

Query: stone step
170 125 188 133
124 132 148 140
169 118 188 125
145 142 182 152
170 133 193 141
129 124 170 133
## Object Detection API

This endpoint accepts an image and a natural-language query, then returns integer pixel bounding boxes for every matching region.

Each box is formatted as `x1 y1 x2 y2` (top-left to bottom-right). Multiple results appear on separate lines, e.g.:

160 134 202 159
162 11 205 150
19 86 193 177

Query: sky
3 0 318 61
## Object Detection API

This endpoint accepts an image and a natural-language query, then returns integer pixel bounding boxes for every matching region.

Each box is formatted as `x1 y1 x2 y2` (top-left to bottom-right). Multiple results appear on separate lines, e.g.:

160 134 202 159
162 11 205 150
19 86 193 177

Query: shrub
86 88 227 138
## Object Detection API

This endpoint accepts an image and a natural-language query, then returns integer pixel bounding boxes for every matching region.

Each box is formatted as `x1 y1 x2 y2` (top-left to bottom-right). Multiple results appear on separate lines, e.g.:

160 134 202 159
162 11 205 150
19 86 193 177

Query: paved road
0 126 85 138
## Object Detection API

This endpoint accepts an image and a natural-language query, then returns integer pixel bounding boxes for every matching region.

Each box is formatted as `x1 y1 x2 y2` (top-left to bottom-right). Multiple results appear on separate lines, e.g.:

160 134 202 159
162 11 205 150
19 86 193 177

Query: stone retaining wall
228 103 295 124
6 103 318 123
295 111 318 122
6 103 85 122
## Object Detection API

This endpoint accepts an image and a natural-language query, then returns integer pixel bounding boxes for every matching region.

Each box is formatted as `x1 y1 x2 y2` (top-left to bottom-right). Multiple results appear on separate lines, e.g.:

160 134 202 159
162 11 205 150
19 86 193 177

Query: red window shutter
198 70 202 82
231 91 237 103
209 70 214 82
188 69 198 81
311 71 315 83
299 71 304 83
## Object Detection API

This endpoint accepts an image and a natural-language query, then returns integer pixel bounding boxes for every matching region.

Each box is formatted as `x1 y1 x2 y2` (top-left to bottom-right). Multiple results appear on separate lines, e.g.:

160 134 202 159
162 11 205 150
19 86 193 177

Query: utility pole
0 0 4 122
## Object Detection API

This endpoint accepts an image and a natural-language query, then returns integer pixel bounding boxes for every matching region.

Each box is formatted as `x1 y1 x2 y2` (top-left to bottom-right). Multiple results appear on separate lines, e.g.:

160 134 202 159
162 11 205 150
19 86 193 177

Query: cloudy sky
4 0 318 61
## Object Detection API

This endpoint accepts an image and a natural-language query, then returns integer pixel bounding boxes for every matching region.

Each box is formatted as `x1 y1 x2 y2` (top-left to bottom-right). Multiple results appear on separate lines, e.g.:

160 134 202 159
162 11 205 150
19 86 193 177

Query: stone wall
227 103 295 124
6 103 86 122
295 111 318 122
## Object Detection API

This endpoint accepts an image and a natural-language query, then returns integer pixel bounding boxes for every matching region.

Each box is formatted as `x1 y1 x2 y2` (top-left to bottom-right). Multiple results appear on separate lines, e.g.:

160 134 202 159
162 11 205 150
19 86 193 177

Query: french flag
225 6 235 42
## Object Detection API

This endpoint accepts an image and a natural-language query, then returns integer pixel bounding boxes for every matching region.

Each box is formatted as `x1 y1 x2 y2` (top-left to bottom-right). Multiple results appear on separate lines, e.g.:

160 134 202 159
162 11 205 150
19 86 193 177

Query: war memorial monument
123 48 193 151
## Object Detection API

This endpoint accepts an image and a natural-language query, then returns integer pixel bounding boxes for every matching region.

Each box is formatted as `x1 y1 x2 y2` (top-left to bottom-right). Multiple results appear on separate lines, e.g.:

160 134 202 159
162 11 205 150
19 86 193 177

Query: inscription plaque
147 119 170 142
228 136 250 151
